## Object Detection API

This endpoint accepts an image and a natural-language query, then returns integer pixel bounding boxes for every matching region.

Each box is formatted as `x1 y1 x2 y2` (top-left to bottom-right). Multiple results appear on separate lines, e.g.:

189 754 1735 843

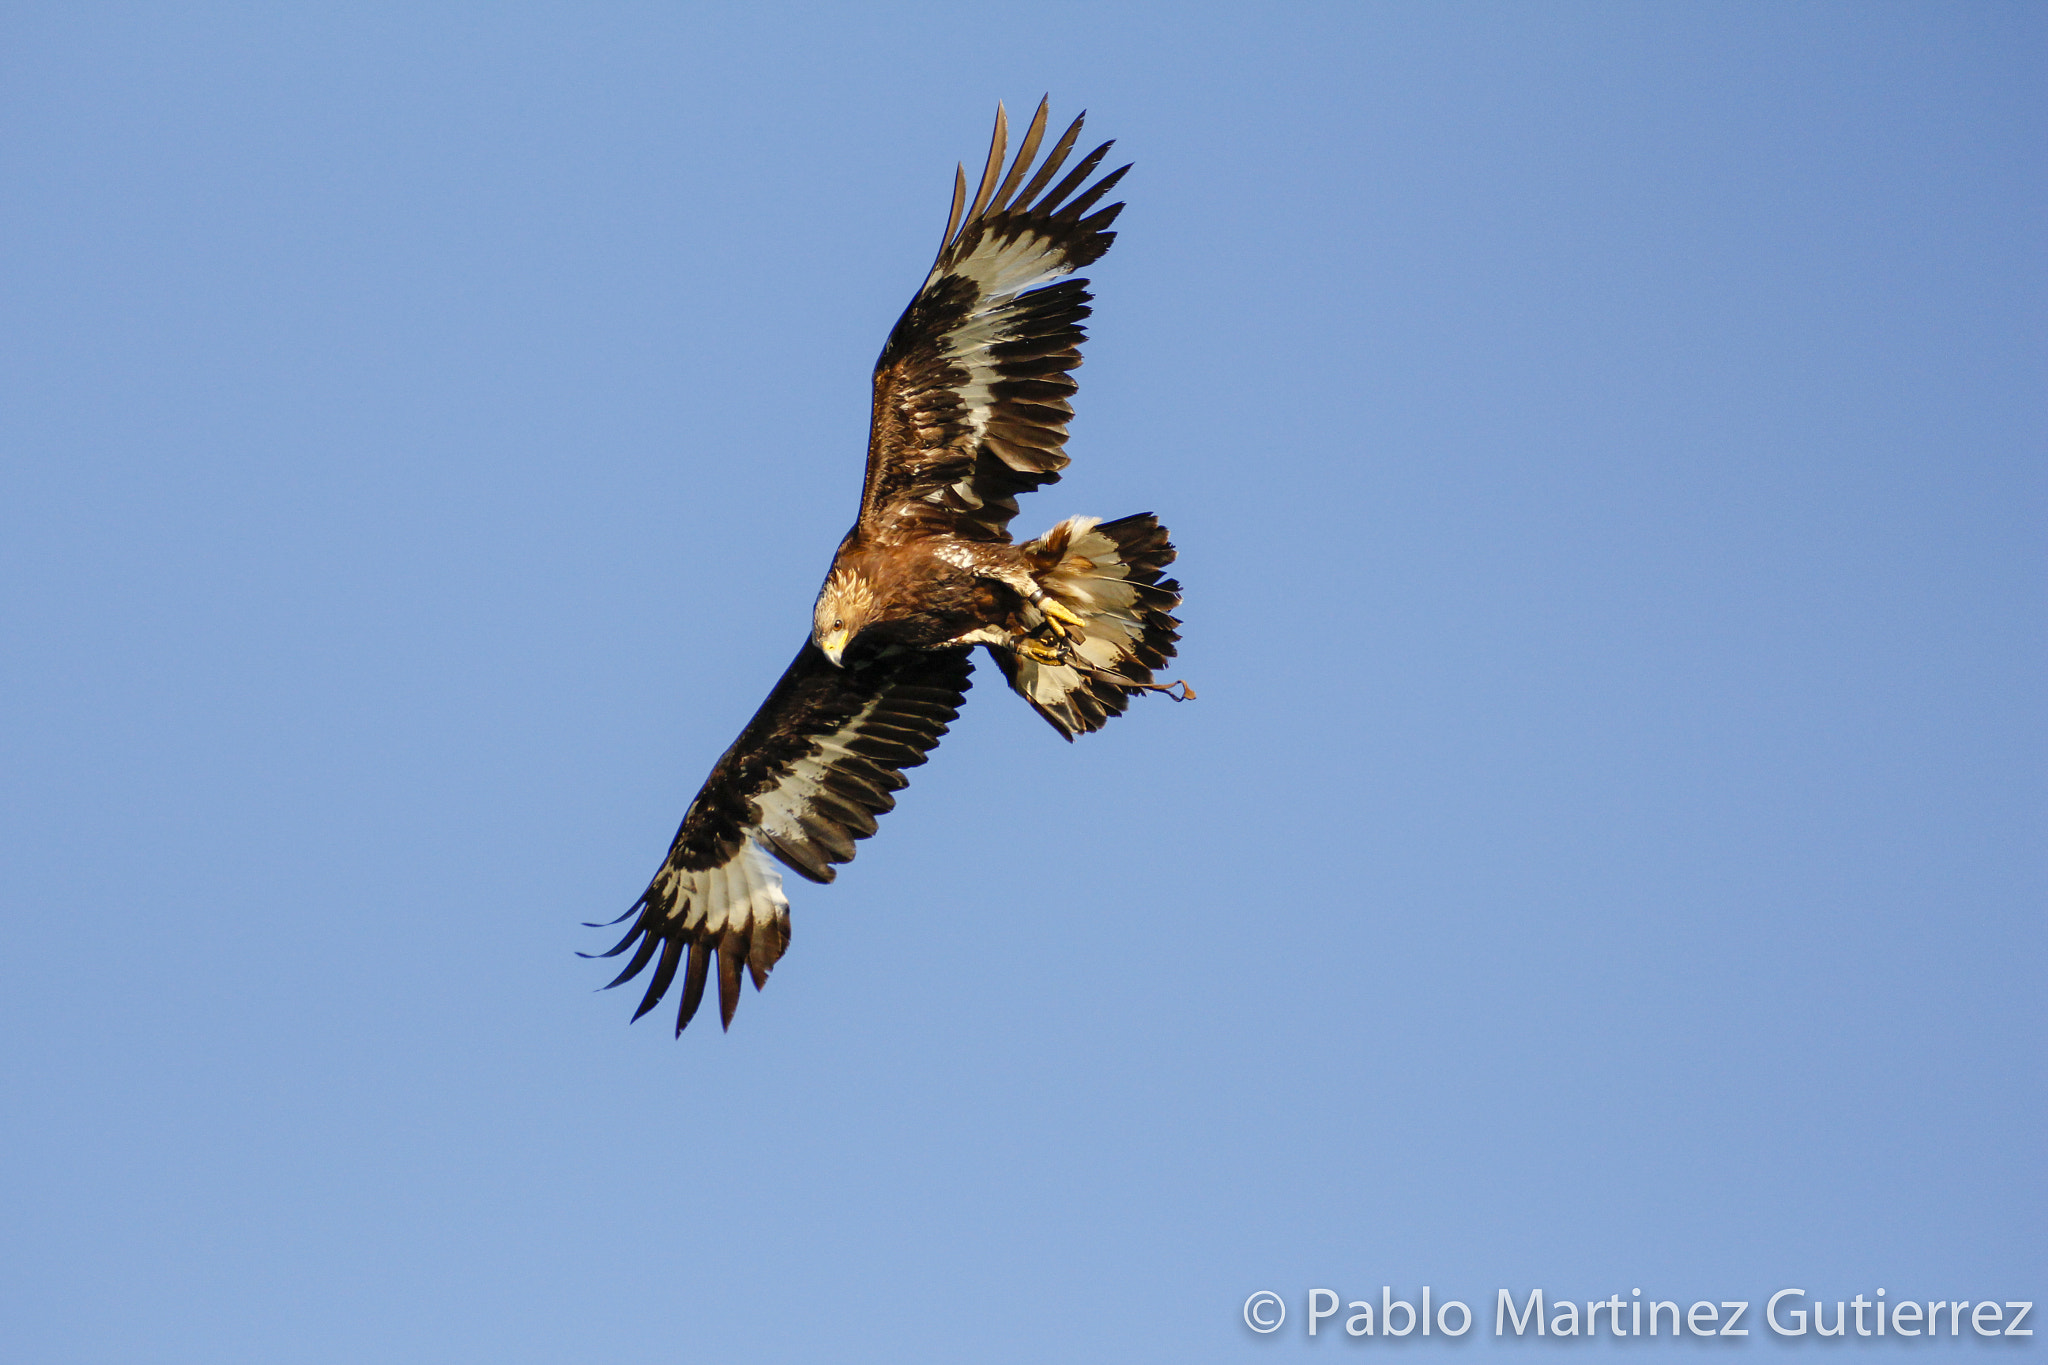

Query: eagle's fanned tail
992 512 1185 739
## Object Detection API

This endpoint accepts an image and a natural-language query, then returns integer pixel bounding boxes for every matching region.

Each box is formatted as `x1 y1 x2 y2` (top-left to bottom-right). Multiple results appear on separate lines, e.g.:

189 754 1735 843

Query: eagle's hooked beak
819 630 850 667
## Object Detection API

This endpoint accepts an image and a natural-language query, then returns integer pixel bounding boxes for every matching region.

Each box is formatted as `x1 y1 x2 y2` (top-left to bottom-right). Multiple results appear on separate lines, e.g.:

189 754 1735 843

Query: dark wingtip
583 900 641 929
628 936 683 1020
675 942 711 1034
595 922 660 983
716 945 743 1030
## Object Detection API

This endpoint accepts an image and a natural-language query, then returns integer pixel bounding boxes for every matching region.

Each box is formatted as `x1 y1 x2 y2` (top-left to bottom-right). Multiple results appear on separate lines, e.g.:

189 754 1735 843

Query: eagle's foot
1020 633 1073 666
1025 585 1086 641
1039 598 1087 640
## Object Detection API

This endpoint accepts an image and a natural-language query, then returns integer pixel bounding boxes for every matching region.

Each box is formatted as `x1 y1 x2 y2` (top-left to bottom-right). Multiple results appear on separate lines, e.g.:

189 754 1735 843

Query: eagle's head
812 568 880 666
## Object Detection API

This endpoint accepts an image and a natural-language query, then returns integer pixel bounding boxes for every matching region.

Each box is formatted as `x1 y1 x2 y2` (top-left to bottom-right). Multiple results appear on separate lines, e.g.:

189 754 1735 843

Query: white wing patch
750 690 891 856
921 236 1078 512
658 837 790 938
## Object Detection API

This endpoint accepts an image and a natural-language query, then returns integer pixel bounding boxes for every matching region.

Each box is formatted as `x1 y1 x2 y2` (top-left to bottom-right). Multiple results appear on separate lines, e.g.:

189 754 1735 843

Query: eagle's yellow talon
1021 633 1072 666
1041 599 1086 636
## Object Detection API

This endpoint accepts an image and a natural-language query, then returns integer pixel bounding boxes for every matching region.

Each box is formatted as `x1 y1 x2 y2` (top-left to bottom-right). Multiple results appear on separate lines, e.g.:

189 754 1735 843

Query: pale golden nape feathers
813 567 881 663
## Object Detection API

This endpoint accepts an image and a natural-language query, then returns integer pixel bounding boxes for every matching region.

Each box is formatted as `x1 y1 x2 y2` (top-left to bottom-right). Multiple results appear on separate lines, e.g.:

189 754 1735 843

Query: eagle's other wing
857 99 1129 544
591 643 973 1032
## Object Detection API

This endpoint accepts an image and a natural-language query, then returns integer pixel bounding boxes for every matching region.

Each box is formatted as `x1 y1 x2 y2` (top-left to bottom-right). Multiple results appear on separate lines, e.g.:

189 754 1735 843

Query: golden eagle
590 101 1190 1033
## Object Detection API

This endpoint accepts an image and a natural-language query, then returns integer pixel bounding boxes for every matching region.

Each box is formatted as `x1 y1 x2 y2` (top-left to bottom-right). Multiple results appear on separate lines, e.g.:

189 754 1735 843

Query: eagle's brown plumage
593 101 1190 1034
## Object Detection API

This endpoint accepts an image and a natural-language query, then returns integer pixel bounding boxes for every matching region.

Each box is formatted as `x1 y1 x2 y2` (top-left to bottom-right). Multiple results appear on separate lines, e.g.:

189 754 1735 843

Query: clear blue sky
4 4 2041 1361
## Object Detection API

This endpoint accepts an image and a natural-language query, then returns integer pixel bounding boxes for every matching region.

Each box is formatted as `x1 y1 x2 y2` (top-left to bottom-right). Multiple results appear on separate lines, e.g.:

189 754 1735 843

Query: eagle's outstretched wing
857 99 1129 545
591 643 973 1032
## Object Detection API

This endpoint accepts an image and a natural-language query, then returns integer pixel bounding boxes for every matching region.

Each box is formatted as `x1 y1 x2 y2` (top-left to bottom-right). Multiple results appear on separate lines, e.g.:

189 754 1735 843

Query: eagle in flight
590 100 1190 1034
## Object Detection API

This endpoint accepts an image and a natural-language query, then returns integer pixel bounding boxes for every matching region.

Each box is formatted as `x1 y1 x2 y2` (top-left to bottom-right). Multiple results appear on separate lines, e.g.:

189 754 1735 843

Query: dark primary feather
593 643 972 1031
858 98 1130 545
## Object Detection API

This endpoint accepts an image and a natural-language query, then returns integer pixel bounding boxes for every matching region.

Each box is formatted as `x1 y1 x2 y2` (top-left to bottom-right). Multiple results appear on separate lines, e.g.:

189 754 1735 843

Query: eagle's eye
832 618 844 630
